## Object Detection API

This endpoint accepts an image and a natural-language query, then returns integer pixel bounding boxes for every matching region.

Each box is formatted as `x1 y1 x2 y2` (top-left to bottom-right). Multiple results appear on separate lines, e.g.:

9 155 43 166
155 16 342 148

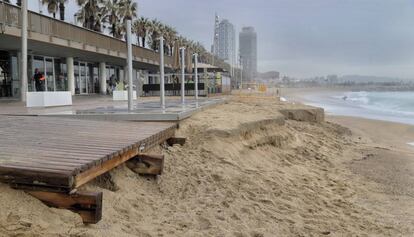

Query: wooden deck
0 116 177 192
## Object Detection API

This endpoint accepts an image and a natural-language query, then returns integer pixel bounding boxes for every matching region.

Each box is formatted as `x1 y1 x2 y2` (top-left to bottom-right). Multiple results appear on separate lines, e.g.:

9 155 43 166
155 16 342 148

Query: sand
0 97 413 236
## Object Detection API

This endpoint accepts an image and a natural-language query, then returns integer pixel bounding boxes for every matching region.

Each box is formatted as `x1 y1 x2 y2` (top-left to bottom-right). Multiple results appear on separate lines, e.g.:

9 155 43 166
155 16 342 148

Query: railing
142 83 206 97
0 2 172 66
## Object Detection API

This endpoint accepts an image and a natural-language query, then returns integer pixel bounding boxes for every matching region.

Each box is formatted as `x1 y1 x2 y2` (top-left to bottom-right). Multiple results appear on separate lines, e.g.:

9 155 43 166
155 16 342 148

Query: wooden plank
73 147 140 188
28 191 102 224
0 166 74 188
0 115 176 191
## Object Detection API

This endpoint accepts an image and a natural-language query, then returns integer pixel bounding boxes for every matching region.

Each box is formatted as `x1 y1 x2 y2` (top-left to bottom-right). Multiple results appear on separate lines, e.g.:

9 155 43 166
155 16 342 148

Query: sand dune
0 98 412 236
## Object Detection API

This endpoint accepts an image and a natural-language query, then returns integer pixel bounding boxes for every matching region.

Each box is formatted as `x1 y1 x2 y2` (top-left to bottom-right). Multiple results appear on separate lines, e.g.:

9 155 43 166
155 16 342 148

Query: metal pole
180 47 185 105
194 53 198 101
239 56 243 90
159 36 165 109
136 70 140 105
20 0 28 102
240 67 243 90
126 20 133 111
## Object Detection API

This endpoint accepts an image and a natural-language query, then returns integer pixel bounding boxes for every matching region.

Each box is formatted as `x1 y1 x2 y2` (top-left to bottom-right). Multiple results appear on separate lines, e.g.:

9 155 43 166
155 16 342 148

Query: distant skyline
28 0 414 79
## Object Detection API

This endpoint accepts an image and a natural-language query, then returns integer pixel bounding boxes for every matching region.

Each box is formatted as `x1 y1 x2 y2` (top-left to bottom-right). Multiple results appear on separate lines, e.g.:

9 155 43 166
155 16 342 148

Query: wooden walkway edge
0 115 178 223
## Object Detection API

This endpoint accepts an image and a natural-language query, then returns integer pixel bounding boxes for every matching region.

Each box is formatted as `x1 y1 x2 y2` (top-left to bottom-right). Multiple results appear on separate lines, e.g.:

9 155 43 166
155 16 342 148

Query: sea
296 90 414 146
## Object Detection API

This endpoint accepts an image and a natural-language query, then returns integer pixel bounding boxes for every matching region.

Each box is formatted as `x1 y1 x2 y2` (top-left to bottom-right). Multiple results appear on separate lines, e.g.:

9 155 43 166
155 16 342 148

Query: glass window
32 56 44 92
80 62 87 94
27 55 33 92
55 58 67 91
74 62 79 94
93 66 99 94
45 58 54 92
11 56 19 98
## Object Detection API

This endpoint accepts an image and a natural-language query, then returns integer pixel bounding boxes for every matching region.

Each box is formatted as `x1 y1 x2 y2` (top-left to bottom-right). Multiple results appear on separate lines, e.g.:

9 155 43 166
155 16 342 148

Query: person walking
33 68 45 92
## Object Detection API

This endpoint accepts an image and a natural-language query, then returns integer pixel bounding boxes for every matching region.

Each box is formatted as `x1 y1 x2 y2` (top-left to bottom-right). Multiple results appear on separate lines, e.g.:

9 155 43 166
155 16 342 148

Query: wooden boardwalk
0 116 177 191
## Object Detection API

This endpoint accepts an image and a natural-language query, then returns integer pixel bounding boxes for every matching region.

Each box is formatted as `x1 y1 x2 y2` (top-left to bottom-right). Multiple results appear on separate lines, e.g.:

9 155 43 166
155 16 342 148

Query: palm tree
104 0 123 38
163 25 177 56
133 17 150 48
42 0 59 19
148 19 162 51
119 0 137 21
58 0 68 21
76 0 105 32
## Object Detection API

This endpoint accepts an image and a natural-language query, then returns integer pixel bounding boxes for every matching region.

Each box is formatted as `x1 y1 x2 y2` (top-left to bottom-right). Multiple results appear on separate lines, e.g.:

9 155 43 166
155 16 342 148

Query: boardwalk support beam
166 137 186 146
28 191 102 224
127 154 164 175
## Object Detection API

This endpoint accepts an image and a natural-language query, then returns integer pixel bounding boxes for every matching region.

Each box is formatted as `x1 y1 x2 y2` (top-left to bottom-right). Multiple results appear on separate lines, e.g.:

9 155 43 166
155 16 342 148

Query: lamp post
180 47 185 105
159 36 165 109
126 20 133 111
239 55 243 90
193 53 199 102
20 0 28 102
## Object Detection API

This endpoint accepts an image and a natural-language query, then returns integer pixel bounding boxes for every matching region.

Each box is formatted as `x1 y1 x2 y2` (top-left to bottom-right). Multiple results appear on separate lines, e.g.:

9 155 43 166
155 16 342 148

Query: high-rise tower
239 27 257 81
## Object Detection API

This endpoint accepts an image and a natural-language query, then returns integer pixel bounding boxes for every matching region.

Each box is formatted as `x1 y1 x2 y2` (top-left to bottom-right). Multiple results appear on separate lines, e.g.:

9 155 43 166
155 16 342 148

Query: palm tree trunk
142 35 146 48
59 3 65 21
112 23 116 38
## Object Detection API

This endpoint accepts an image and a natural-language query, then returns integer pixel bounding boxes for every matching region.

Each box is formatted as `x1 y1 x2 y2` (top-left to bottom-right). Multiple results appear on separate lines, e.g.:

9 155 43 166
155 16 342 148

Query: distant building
239 27 257 81
212 13 220 55
216 20 236 69
212 15 236 77
259 71 280 80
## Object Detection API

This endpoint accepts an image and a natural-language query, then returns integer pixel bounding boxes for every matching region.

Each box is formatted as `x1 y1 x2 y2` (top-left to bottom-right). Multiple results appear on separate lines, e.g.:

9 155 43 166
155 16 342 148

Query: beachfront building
0 2 174 101
239 27 257 82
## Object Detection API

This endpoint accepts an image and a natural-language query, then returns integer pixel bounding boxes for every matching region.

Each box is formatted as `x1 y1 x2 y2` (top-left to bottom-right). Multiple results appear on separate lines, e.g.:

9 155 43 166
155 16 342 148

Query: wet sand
328 115 414 235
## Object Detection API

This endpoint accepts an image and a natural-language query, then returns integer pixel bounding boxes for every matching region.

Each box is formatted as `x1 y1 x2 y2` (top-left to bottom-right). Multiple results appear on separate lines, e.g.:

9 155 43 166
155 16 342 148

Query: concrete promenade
0 96 227 121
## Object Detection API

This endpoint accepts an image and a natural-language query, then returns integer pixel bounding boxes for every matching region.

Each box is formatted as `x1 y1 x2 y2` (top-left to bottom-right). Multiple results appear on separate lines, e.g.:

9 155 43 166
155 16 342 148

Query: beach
0 96 413 236
284 87 414 235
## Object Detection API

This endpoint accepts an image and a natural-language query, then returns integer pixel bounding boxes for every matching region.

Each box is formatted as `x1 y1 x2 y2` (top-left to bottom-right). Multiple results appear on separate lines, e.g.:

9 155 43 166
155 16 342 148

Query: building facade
216 19 236 69
239 27 257 81
0 2 173 101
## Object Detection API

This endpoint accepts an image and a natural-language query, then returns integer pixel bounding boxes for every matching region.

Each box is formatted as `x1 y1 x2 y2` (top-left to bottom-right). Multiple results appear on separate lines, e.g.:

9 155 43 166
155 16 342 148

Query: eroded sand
0 98 413 236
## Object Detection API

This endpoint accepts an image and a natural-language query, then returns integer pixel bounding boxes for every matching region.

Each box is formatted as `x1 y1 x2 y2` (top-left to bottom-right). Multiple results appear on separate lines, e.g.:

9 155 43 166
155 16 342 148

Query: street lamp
180 47 186 105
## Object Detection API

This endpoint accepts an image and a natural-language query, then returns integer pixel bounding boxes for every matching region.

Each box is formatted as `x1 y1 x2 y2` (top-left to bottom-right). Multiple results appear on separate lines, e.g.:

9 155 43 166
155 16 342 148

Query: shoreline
326 115 414 152
283 88 414 234
282 87 414 126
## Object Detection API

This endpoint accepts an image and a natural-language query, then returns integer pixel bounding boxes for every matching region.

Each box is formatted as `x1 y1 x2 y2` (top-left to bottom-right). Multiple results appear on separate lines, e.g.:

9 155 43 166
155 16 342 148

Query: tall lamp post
159 36 165 109
21 0 28 102
180 47 186 105
239 55 243 90
126 19 133 111
194 53 199 102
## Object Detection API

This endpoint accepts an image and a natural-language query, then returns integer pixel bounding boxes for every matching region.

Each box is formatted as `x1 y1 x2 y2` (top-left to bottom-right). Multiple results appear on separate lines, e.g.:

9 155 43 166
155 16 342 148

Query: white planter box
26 92 72 107
113 91 137 101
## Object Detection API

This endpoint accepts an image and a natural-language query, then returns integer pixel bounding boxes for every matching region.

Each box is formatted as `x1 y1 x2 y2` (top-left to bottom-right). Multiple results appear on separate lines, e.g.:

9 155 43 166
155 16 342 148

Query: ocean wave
344 91 370 104
324 91 414 125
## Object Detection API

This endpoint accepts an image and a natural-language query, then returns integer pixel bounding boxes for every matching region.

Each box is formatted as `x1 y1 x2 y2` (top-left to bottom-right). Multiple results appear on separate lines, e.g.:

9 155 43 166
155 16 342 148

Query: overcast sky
28 0 414 79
